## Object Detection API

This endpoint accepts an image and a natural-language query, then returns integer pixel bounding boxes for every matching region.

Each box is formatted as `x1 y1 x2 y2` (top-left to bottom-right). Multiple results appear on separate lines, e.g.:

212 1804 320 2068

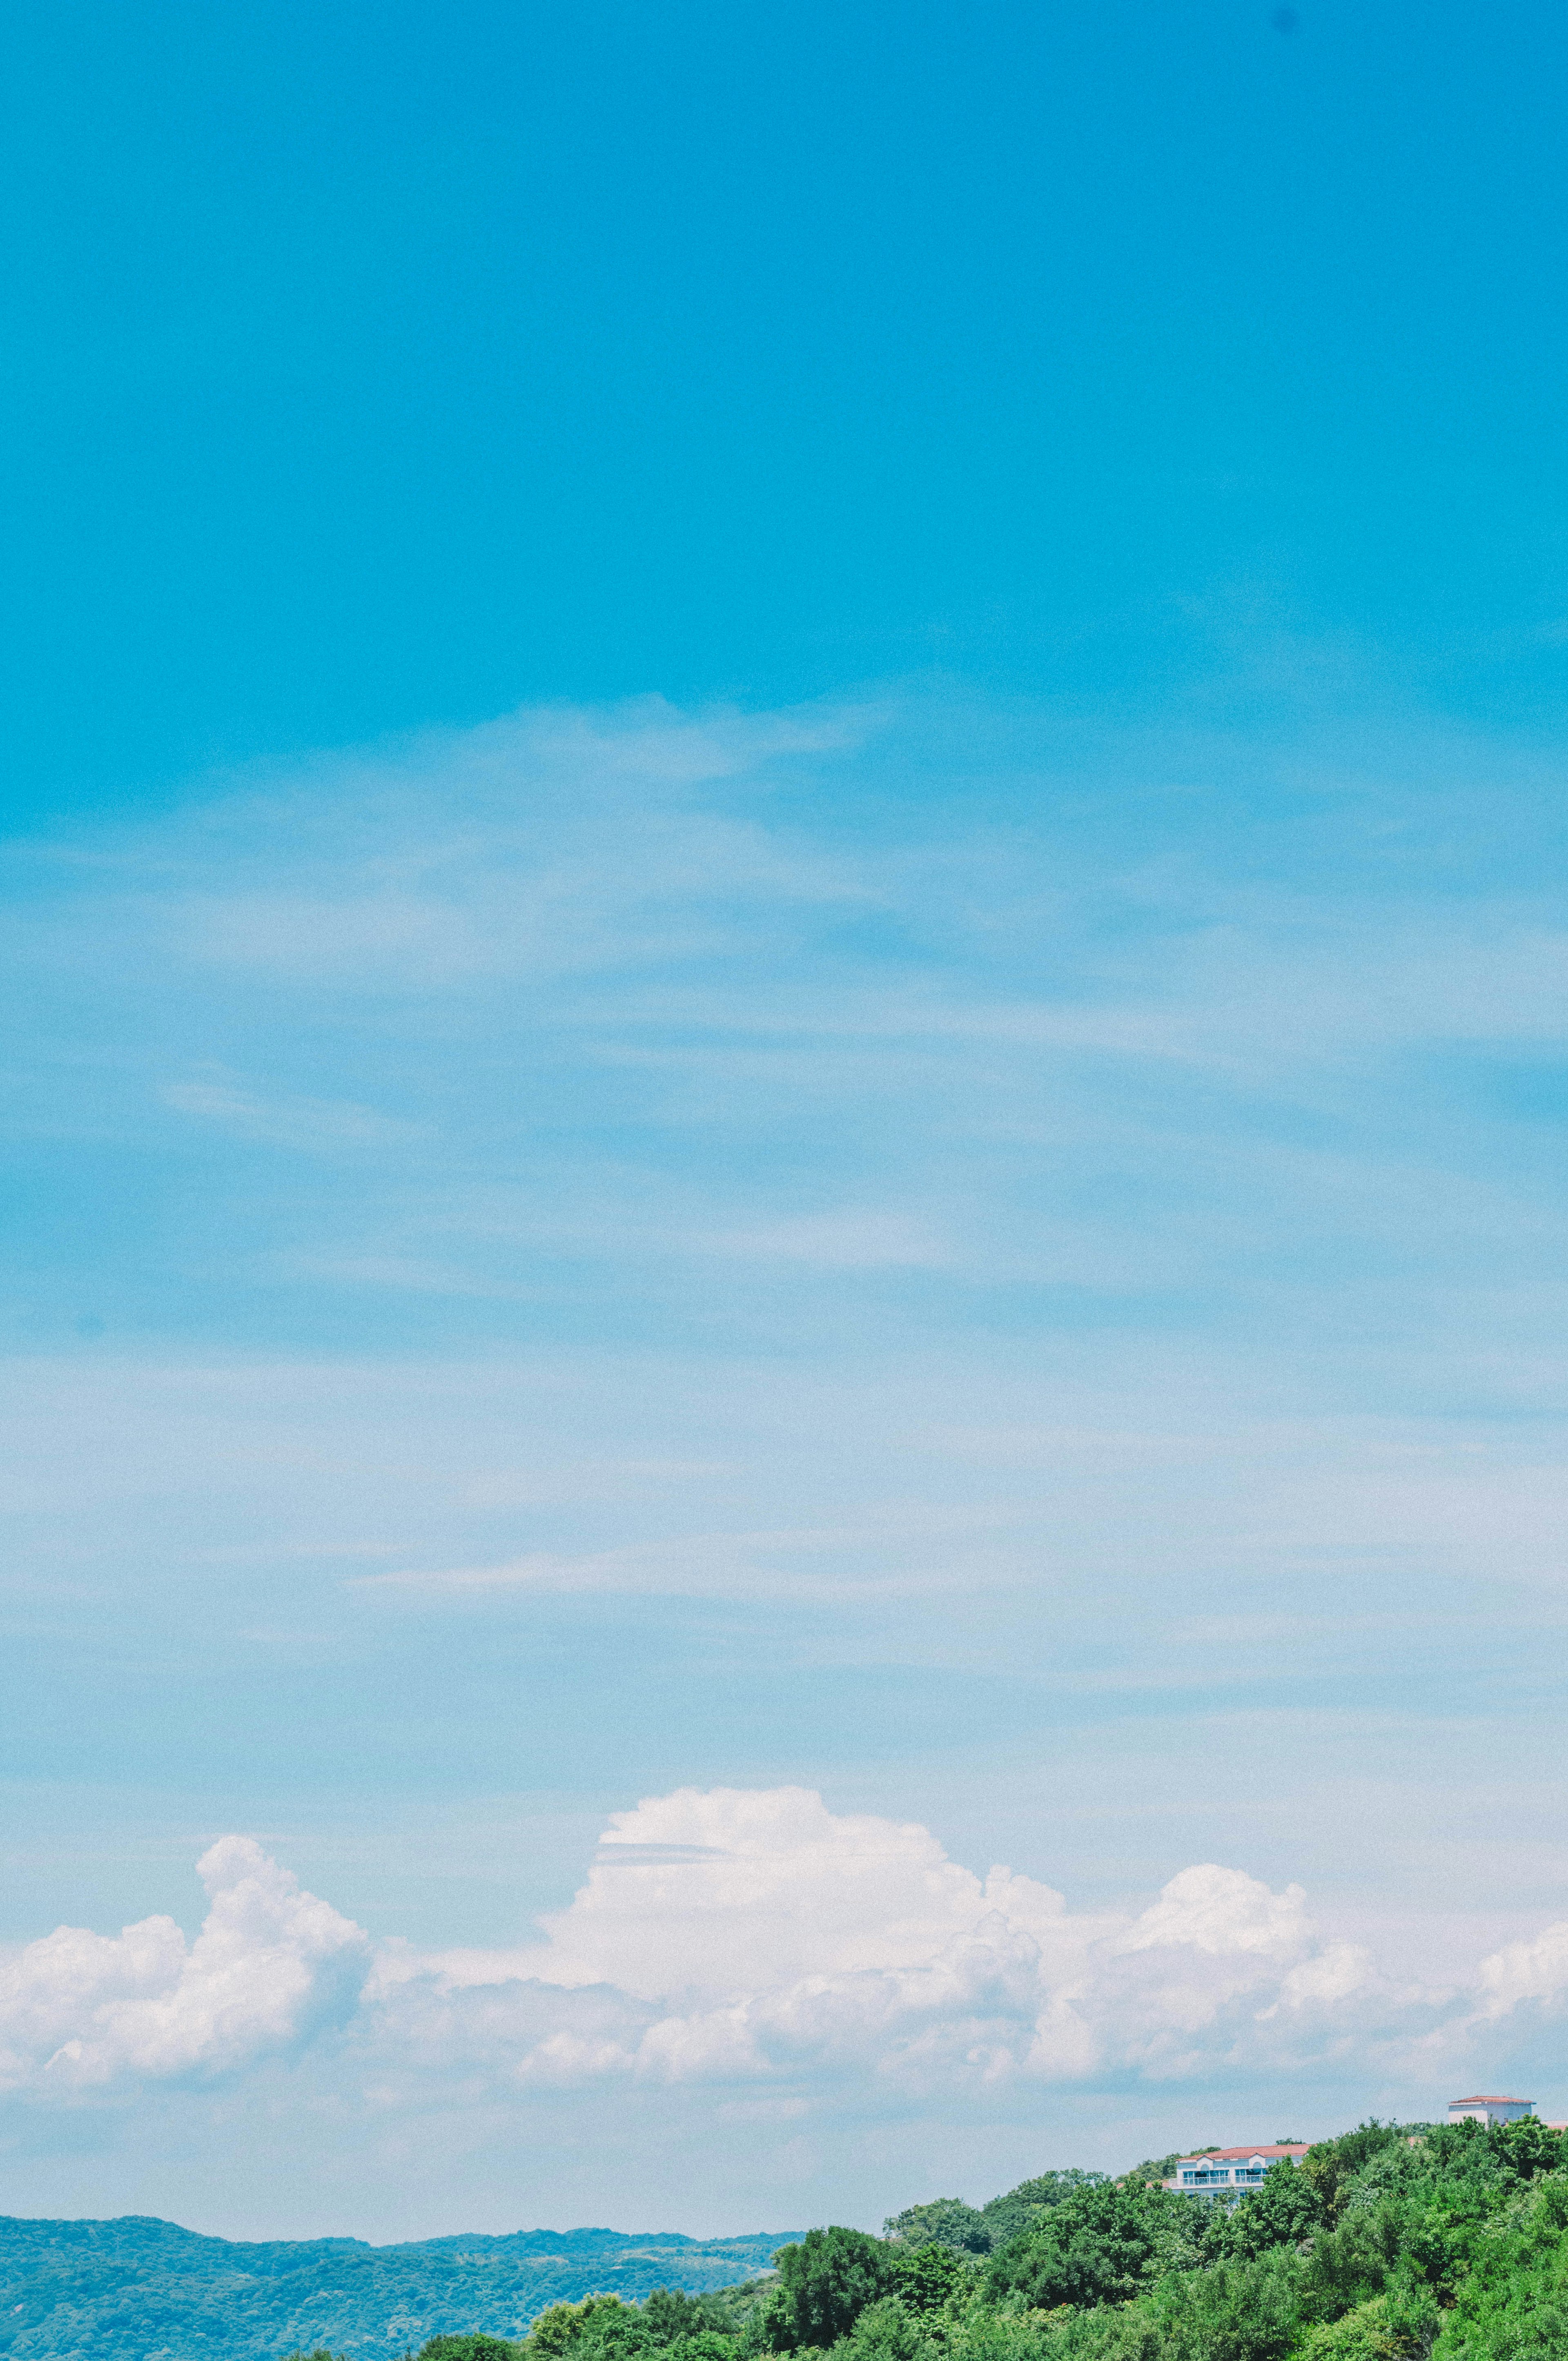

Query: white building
1448 2095 1535 2126
1165 2144 1310 2193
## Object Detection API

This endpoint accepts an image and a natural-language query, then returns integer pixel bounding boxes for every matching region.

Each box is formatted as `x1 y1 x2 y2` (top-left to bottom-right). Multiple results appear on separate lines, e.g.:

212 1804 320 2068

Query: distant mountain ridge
0 2212 801 2361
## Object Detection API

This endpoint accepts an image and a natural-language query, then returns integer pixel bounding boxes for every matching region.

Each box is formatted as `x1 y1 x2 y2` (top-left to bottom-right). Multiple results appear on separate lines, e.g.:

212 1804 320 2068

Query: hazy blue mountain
0 2213 800 2360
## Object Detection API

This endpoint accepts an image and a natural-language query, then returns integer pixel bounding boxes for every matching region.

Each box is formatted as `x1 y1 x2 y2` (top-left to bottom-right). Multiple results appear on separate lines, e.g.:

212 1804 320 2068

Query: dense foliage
18 2119 1568 2359
338 2120 1568 2361
0 2217 793 2360
884 2175 1111 2260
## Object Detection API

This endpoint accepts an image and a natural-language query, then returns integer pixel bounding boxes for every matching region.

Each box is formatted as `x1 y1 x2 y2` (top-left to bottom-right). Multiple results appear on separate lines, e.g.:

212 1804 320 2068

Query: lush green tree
578 2312 658 2361
643 2290 715 2345
1296 2285 1441 2361
1490 2116 1568 2184
1298 2198 1408 2325
887 2244 978 2315
830 2296 931 2361
415 2340 526 2361
710 2281 788 2354
1219 2159 1323 2259
1142 2251 1305 2361
1427 2167 1568 2355
944 2314 1074 2361
883 2202 992 2256
666 2332 741 2361
1300 2124 1408 2227
984 2179 1195 2312
980 2173 1109 2254
529 2298 640 2358
276 2114 1568 2361
764 2228 901 2352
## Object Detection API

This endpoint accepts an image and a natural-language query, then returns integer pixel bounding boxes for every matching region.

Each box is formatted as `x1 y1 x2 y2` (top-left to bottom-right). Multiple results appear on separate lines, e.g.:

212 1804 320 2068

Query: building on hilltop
1448 2095 1535 2126
1164 2144 1310 2193
1166 2107 1561 2196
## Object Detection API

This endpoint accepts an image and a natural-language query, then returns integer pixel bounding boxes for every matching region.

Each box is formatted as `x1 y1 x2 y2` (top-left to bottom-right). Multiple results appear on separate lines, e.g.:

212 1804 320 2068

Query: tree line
287 2117 1568 2361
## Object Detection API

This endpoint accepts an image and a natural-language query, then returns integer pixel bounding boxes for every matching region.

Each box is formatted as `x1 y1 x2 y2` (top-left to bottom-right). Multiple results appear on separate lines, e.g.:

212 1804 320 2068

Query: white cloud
1475 1921 1568 2018
1117 1864 1312 1960
702 1214 952 1270
354 1788 1568 2101
487 1786 1087 2002
11 1789 1568 2125
167 700 880 992
349 1524 956 1602
1271 1943 1381 2012
0 1837 369 2092
161 1077 419 1151
16 689 1568 2226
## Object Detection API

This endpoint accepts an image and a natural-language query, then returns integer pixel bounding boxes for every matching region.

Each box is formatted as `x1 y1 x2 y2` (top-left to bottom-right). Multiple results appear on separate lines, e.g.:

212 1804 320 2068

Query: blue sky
9 0 1568 805
5 0 1568 2245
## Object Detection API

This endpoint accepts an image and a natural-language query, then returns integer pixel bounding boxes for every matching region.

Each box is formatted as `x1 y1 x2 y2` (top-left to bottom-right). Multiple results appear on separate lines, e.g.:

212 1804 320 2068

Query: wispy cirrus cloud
700 1212 951 1269
350 1521 942 1602
9 684 1568 2223
162 1076 420 1151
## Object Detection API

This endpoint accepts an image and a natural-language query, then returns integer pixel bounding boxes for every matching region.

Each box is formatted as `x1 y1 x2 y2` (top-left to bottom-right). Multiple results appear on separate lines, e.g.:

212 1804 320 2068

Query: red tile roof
1449 2096 1529 2105
1174 2145 1310 2162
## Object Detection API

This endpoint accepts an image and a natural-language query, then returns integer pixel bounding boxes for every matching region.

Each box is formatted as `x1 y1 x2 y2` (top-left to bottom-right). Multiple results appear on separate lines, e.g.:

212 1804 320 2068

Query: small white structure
1165 2144 1310 2193
1448 2095 1535 2126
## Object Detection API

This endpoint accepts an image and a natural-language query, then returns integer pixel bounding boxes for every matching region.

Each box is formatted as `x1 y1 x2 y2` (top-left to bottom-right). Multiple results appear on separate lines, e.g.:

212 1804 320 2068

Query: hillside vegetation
0 2220 793 2361
323 2118 1568 2361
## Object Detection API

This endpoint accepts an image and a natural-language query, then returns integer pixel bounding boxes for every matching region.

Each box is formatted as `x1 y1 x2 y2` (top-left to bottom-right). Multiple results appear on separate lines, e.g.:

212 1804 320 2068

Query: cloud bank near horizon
5 1789 1566 2117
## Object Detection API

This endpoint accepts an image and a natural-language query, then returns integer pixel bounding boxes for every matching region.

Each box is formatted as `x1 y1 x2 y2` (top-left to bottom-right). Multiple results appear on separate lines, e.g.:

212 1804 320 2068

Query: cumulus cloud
497 1786 1091 2001
0 1837 369 2092
9 1789 1567 2120
359 1791 1568 2102
1117 1864 1313 1961
1475 1921 1568 2019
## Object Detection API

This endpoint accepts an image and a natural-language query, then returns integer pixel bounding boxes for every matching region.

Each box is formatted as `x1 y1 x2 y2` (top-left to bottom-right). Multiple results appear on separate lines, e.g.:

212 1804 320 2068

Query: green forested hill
11 2118 1568 2361
0 2216 797 2361
771 2119 1568 2361
366 2120 1568 2361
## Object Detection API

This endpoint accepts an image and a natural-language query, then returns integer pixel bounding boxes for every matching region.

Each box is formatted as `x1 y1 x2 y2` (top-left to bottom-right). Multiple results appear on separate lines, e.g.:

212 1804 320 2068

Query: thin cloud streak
7 683 1568 2187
